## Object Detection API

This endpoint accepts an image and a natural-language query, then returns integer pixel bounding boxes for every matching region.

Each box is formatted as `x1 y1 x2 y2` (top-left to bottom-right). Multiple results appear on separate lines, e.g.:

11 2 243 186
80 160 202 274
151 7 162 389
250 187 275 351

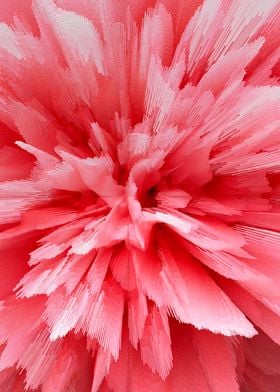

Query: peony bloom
0 0 280 390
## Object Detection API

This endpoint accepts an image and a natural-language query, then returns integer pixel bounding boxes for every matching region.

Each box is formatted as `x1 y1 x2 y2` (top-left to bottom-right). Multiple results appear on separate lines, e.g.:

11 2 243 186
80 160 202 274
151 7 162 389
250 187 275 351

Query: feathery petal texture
0 0 280 391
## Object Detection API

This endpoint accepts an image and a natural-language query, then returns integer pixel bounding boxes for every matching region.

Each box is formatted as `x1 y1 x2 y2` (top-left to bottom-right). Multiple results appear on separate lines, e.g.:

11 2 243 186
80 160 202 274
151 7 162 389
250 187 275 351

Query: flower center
140 186 158 208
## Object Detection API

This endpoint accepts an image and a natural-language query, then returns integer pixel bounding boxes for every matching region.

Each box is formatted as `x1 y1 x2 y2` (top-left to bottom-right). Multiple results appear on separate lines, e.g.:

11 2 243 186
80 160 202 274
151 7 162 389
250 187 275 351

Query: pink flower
0 0 280 390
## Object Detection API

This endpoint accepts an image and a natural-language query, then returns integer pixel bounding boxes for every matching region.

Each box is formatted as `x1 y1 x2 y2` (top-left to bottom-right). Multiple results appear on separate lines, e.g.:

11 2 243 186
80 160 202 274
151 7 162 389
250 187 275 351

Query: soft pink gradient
0 0 280 391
